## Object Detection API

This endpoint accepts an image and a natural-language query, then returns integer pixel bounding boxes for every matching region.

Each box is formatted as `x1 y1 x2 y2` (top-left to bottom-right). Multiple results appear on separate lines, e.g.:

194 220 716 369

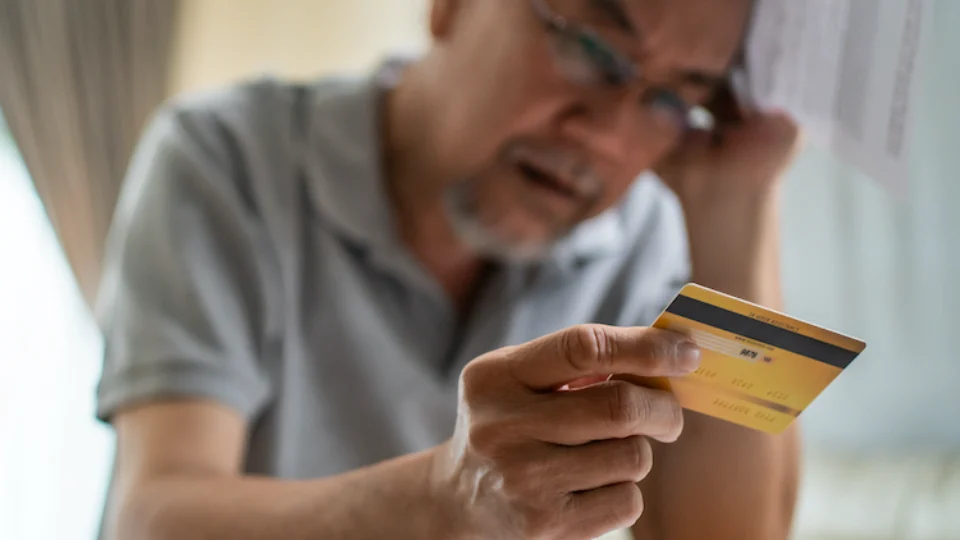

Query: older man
98 0 802 538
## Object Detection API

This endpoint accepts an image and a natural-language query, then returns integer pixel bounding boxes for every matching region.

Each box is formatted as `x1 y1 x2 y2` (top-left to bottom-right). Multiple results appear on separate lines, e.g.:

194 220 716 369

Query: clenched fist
431 324 702 539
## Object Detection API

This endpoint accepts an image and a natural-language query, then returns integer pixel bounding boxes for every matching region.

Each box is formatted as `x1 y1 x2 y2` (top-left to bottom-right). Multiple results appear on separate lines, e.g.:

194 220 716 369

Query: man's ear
429 0 462 40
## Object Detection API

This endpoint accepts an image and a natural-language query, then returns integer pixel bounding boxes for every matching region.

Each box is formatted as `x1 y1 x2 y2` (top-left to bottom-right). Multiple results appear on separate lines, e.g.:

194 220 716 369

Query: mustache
499 140 606 203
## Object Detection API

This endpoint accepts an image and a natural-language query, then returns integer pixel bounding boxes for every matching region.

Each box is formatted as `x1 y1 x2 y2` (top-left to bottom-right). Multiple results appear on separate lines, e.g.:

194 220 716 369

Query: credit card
628 284 866 435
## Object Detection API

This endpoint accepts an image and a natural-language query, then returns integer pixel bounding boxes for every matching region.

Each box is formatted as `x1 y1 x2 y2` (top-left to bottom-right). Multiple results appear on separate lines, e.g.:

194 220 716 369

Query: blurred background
0 1 957 539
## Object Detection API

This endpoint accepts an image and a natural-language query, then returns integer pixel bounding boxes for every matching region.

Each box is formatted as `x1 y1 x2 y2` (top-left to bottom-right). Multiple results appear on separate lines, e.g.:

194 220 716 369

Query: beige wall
170 0 428 95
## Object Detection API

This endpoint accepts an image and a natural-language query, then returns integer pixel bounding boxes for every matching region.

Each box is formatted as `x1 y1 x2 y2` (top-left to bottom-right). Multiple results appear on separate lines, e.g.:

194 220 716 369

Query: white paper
742 0 930 195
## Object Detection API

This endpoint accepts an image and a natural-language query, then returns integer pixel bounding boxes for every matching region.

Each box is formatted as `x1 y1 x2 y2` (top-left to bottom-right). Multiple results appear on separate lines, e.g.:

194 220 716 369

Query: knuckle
587 484 645 532
606 383 648 433
500 463 535 501
466 422 503 458
640 332 675 373
625 436 654 482
614 484 645 523
660 395 686 442
563 325 617 373
670 397 685 430
459 362 489 402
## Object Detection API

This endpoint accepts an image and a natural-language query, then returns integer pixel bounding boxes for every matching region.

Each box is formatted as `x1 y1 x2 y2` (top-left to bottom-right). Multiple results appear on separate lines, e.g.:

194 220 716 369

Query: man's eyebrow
589 0 637 35
677 70 728 89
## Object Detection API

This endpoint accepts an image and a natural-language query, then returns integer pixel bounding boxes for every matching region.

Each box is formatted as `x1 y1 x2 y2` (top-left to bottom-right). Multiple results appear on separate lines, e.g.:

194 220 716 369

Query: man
97 0 802 538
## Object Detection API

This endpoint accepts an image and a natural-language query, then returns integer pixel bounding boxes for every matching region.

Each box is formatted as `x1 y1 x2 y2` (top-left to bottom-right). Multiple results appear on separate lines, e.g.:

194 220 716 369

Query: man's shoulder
136 73 374 226
155 74 367 155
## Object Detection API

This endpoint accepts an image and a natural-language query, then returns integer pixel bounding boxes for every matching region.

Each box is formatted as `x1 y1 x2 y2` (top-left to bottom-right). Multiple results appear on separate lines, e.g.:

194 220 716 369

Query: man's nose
559 90 638 164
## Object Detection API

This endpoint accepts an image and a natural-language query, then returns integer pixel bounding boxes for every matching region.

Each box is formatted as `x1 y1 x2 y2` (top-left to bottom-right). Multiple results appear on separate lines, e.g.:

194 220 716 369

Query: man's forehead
615 0 753 23
611 0 753 69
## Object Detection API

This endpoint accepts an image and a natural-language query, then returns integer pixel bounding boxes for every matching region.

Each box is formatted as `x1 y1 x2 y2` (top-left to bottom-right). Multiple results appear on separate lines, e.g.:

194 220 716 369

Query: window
0 113 113 540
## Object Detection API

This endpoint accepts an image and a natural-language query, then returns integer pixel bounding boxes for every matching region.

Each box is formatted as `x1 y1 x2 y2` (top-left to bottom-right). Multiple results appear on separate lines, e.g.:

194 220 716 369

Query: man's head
415 0 753 260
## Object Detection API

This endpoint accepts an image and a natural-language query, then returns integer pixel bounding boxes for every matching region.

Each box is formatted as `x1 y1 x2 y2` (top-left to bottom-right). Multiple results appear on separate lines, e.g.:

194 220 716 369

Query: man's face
427 0 752 260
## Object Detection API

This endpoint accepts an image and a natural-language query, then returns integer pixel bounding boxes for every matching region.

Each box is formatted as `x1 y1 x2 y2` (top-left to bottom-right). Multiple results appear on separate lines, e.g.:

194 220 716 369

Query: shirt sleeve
95 103 277 423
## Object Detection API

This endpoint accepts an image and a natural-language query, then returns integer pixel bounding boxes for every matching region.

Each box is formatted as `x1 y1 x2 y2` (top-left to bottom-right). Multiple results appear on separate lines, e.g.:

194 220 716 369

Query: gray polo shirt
96 60 690 478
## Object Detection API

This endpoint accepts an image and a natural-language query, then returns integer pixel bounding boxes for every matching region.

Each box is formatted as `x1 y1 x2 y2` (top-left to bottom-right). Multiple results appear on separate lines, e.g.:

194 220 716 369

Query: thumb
503 325 701 391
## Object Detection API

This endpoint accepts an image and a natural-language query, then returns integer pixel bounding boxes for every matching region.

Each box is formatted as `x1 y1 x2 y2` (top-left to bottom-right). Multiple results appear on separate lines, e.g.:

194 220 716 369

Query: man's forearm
113 448 451 540
635 188 801 540
687 187 784 307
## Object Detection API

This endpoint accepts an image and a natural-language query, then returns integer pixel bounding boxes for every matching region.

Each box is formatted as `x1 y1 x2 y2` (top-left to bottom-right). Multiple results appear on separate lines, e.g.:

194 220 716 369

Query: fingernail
676 341 701 372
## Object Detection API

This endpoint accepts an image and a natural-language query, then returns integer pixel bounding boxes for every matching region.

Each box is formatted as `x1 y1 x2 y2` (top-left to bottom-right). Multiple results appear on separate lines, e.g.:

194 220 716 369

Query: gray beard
442 178 560 263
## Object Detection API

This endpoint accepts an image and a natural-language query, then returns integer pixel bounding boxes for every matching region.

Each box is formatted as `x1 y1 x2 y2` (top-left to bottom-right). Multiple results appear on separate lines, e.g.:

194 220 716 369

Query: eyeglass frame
528 0 731 134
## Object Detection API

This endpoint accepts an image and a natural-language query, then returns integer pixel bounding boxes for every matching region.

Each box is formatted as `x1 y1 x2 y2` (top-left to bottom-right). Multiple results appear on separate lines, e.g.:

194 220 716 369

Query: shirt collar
301 60 400 251
302 58 637 263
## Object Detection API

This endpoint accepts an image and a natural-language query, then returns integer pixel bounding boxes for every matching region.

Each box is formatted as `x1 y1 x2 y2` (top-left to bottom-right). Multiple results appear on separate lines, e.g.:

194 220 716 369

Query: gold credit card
636 284 866 434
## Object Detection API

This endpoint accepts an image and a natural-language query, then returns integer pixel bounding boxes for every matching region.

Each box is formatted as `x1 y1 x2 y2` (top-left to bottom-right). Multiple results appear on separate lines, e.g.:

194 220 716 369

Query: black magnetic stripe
666 296 858 369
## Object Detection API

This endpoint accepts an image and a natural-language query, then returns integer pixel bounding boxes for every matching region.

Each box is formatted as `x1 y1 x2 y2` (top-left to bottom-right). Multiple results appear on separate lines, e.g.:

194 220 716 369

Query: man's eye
645 88 688 114
576 35 630 85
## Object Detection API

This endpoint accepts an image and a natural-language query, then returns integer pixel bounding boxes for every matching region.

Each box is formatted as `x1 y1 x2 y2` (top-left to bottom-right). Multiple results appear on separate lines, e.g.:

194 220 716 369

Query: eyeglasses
530 0 701 140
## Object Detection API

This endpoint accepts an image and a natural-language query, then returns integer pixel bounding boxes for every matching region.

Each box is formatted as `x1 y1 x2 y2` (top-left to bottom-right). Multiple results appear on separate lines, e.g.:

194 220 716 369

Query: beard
441 167 601 263
442 177 559 263
439 138 605 263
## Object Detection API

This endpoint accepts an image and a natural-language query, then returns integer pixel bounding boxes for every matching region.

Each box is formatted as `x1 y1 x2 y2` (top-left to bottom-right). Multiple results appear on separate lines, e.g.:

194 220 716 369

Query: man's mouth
515 160 581 200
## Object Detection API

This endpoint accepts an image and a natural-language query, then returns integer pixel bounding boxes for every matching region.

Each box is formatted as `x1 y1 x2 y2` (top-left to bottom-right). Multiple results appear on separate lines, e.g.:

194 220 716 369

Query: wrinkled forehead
596 0 754 70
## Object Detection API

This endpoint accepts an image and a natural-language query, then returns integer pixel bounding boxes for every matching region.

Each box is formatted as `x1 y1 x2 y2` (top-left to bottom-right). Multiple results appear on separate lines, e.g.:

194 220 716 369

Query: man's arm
95 99 449 539
104 400 449 540
634 190 801 540
636 421 801 540
635 114 804 539
106 323 707 540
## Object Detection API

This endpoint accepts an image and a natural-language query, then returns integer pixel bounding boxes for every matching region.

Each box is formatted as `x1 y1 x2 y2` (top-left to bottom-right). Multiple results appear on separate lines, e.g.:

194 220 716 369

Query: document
740 0 930 194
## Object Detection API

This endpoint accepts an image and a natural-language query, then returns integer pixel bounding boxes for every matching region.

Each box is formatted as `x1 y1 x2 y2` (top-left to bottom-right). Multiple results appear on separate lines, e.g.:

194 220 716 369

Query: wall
169 0 428 95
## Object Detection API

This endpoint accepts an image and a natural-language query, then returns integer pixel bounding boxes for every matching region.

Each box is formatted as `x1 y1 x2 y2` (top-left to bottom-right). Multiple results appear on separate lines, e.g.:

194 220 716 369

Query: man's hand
658 111 804 301
430 325 702 540
657 111 803 204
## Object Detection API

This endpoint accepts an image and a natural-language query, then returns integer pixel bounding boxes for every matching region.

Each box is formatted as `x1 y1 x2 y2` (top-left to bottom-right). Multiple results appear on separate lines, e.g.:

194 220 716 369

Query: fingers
722 111 803 151
487 437 653 504
564 482 645 539
655 109 804 197
509 482 644 540
537 436 655 494
503 324 701 391
520 381 685 444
